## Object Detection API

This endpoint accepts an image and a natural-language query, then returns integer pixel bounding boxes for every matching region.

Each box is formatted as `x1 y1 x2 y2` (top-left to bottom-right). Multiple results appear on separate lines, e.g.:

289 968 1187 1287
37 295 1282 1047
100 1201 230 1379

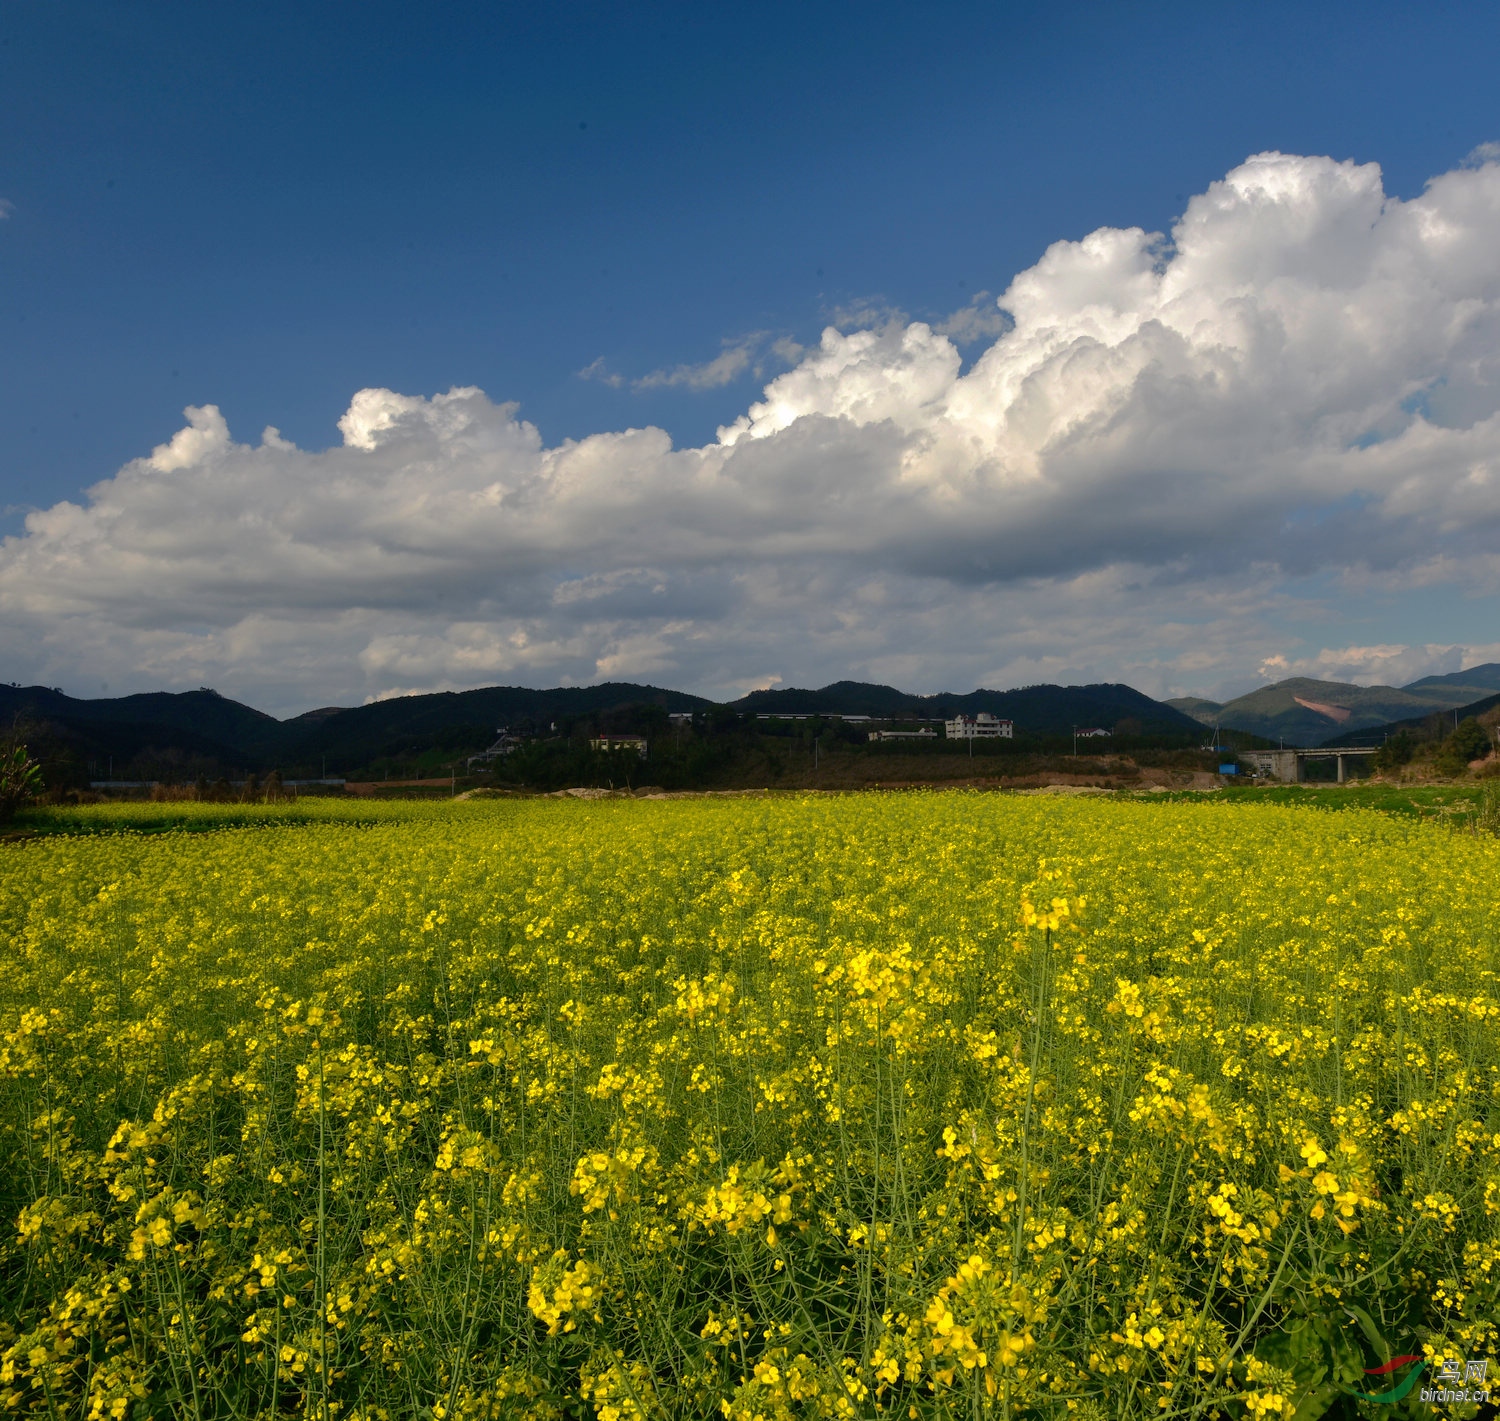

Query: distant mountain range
12 665 1492 776
0 681 709 778
1402 665 1500 700
1165 664 1500 746
1 677 1202 778
734 680 1201 735
1322 688 1500 749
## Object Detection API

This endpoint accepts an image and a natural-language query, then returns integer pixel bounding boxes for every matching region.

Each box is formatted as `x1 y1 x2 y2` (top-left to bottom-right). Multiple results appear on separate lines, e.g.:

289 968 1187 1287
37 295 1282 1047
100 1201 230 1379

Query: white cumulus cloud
1257 643 1500 688
5 150 1500 713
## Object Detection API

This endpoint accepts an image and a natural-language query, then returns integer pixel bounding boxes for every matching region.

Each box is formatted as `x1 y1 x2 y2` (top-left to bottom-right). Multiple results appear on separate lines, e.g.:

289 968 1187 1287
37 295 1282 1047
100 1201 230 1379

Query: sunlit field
2 795 1497 1419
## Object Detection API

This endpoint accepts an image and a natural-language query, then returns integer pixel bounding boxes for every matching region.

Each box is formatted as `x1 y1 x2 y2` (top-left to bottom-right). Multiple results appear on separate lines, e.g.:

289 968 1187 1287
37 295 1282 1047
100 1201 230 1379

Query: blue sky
3 1 1500 710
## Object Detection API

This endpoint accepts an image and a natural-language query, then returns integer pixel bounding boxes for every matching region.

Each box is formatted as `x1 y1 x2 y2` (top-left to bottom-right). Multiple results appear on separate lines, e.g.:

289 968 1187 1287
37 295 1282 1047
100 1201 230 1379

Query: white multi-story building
945 712 1014 740
867 727 937 741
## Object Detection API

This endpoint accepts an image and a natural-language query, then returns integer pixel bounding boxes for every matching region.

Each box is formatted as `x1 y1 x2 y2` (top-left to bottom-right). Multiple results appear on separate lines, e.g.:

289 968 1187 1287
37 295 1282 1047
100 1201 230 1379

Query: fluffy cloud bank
5 150 1500 712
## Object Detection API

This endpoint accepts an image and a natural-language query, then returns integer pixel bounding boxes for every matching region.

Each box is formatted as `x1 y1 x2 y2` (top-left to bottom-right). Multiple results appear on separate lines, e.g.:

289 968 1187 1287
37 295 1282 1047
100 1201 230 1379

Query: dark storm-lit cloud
4 152 1500 711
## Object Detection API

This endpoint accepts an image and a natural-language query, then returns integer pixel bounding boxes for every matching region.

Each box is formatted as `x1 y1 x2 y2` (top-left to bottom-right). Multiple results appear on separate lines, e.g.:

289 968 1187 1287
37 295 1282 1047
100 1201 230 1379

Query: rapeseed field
1 794 1497 1419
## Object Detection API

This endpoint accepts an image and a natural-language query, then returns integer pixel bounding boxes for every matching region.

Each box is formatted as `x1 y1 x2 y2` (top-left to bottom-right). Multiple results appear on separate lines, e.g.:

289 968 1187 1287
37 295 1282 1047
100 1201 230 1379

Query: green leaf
1291 1380 1341 1420
1342 1304 1387 1362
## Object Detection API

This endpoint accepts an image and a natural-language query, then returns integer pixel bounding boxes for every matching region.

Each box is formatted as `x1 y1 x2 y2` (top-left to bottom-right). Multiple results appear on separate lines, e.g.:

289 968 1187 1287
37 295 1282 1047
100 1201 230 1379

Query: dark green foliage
295 682 710 771
429 723 497 753
1446 716 1493 763
495 732 735 792
1372 729 1417 773
1432 717 1492 777
1325 689 1500 748
0 730 43 822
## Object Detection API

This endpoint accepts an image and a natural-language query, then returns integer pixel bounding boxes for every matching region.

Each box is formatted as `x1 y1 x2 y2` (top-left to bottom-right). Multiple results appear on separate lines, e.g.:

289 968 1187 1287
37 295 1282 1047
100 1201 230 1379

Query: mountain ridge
1320 689 1500 748
1166 665 1500 746
4 676 1203 777
731 680 1203 734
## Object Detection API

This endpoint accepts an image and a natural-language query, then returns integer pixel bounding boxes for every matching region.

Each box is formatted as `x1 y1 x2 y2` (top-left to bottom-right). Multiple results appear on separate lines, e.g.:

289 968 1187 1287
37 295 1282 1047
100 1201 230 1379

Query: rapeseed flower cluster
1 794 1498 1418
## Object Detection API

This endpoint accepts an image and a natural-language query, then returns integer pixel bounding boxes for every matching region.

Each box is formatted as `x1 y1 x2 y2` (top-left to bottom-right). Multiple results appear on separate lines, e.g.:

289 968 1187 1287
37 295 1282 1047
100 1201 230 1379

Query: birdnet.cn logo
1342 1353 1490 1406
1420 1357 1491 1407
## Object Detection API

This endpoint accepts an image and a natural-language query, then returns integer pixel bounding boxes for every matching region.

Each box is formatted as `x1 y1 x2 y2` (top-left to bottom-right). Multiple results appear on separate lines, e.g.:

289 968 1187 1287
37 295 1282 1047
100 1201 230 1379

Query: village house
945 712 1014 740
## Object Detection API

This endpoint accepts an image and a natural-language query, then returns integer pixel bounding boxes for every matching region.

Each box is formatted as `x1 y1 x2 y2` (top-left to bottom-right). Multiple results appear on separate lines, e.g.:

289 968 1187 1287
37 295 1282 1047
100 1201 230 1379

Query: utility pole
1072 726 1077 758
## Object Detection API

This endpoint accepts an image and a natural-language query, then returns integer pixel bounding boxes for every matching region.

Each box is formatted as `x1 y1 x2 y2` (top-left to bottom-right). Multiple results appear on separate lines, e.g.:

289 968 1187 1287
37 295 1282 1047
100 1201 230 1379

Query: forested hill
1168 665 1500 746
0 681 710 777
287 683 714 767
4 676 1203 780
0 685 285 767
1320 689 1500 748
730 680 1204 734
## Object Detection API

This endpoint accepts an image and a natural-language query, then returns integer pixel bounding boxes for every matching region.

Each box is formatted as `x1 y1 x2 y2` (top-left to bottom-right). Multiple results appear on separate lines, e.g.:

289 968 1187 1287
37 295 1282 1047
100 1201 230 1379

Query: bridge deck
1241 746 1380 783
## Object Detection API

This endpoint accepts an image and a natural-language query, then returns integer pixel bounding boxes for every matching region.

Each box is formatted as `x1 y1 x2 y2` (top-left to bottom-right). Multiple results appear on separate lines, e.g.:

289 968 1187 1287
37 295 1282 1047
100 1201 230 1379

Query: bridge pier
1241 747 1378 782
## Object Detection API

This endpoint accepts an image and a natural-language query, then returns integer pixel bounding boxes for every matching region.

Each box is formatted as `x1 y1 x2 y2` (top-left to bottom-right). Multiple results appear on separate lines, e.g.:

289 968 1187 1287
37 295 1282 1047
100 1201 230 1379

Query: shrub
1371 729 1416 773
1447 716 1493 763
0 726 43 822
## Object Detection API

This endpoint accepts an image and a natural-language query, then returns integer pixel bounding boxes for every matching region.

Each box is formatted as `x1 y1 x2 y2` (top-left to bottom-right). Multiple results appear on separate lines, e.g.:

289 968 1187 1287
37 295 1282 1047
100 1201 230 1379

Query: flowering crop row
1 794 1497 1419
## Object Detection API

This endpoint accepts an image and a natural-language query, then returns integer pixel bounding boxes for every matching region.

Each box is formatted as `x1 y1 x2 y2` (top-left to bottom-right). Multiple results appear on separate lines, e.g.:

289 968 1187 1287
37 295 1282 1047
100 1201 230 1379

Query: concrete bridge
1240 747 1379 783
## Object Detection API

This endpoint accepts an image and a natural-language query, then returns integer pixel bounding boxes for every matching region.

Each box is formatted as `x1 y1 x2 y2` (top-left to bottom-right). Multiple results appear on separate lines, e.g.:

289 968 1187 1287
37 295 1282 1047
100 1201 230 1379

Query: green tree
0 726 43 822
1372 729 1416 774
1434 717 1492 776
1447 716 1493 763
